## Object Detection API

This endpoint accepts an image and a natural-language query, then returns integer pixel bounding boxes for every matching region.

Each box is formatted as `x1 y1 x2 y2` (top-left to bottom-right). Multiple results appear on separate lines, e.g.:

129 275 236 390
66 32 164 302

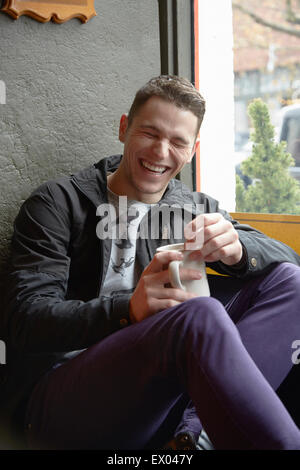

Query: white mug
156 243 210 297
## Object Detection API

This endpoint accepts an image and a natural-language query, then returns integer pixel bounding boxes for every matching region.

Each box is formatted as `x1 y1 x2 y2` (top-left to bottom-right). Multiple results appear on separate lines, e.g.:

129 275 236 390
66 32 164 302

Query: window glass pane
232 0 300 214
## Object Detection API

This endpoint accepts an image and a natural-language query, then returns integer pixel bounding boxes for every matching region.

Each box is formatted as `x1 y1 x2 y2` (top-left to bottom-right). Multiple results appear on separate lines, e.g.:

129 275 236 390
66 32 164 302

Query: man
2 75 300 450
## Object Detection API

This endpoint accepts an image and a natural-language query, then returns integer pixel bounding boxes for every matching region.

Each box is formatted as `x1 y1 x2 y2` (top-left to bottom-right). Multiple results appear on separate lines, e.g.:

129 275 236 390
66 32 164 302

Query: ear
119 114 129 143
187 137 200 163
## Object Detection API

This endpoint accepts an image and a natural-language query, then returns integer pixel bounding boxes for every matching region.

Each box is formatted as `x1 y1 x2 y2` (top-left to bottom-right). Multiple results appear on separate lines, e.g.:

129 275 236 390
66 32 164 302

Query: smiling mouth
141 159 168 174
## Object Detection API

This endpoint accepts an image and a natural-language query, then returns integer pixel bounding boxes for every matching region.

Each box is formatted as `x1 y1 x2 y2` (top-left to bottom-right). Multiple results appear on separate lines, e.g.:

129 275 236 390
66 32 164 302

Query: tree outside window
232 0 300 214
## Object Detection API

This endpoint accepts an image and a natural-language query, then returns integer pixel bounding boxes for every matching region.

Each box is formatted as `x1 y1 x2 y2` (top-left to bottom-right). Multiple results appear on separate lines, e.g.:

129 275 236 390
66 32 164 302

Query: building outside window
195 0 300 214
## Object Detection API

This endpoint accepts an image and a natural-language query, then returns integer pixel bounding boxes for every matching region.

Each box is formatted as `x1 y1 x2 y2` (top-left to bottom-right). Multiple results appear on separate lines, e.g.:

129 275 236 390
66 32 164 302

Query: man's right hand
129 251 202 323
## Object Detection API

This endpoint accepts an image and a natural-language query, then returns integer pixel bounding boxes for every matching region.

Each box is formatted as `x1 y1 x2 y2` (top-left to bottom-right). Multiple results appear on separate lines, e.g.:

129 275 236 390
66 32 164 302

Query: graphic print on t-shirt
111 210 140 274
101 188 151 297
111 257 135 276
114 212 140 250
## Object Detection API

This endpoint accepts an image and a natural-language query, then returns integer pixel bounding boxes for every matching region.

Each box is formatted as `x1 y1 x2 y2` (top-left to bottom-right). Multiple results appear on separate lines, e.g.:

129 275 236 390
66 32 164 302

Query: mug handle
168 260 186 291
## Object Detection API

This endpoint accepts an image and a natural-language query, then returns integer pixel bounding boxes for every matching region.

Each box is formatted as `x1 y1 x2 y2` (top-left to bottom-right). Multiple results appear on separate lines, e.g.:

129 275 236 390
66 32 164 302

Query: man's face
118 96 199 203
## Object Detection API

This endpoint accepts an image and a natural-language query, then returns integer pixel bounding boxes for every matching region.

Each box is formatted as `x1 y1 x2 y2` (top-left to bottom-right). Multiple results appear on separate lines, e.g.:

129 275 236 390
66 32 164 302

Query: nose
152 138 169 159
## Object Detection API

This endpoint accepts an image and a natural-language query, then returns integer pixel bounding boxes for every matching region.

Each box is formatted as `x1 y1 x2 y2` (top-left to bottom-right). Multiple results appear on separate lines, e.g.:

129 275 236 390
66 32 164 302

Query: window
194 0 300 214
232 0 300 214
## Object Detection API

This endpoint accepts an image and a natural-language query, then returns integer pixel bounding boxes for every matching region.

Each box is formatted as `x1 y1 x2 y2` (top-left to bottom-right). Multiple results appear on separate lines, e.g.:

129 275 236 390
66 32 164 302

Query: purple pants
25 263 300 450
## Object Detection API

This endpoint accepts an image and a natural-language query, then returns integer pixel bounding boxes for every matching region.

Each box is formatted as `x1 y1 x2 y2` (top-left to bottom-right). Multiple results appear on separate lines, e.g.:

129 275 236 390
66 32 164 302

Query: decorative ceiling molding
1 0 96 24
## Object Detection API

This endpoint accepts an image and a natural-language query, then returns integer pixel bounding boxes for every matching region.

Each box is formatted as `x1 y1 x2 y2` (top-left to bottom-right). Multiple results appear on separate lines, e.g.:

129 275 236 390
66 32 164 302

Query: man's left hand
184 213 243 266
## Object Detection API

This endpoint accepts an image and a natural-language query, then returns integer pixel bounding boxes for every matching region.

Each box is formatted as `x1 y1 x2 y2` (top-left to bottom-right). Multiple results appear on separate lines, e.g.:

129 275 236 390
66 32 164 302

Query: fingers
130 268 199 322
189 229 238 261
184 214 204 250
150 286 197 302
194 240 240 263
148 292 197 315
185 213 242 265
185 213 222 239
203 216 234 242
142 281 198 316
144 267 202 287
145 250 184 274
185 213 229 242
184 213 227 251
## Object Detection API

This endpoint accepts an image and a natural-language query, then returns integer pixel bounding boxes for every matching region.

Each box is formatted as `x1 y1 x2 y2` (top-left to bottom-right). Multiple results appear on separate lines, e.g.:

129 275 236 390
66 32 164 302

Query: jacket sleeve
210 209 300 278
193 192 300 278
4 186 131 354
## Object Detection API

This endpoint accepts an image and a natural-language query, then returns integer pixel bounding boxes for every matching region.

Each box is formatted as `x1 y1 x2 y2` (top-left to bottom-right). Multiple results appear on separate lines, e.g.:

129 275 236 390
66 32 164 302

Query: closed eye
171 140 191 150
172 141 186 148
140 125 159 139
143 131 158 139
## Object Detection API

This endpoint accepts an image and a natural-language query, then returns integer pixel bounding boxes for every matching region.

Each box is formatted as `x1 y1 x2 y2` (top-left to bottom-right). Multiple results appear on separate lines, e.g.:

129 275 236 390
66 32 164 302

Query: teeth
141 160 166 173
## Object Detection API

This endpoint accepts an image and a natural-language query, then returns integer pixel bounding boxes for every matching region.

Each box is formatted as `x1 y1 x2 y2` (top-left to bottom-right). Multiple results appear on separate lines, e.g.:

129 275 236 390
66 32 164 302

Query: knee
257 263 300 307
176 296 234 337
183 296 224 316
157 297 238 365
271 262 300 289
278 262 300 275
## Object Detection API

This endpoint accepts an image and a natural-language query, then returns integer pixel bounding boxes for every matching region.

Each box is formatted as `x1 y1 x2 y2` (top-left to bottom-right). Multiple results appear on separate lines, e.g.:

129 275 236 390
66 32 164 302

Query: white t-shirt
101 188 151 296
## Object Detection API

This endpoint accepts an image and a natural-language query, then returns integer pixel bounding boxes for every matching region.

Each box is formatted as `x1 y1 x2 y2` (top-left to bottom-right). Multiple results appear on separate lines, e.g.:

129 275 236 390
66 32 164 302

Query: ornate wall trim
1 0 96 24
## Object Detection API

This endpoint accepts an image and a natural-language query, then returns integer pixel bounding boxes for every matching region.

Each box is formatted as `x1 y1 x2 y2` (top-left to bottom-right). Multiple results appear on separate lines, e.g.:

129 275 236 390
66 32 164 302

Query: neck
107 171 164 204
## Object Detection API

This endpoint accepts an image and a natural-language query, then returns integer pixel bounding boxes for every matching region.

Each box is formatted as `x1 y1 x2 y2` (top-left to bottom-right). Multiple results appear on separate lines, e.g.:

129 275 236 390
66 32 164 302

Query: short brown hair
127 75 206 136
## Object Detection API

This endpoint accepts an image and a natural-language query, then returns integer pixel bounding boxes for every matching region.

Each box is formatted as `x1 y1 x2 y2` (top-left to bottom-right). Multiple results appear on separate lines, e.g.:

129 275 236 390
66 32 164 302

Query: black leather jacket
1 154 300 446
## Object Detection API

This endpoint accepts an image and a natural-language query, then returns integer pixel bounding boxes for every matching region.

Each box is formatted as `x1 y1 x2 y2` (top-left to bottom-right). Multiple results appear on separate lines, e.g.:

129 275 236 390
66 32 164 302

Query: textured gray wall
0 0 160 287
